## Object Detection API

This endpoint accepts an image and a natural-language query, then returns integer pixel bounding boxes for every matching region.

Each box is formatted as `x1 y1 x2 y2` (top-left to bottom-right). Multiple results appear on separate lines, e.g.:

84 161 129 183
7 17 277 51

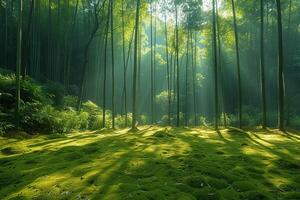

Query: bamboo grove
1 0 300 131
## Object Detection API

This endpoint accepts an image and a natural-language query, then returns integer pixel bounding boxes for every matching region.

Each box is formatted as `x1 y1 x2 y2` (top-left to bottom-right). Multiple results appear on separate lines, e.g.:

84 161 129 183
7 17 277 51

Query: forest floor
0 127 300 200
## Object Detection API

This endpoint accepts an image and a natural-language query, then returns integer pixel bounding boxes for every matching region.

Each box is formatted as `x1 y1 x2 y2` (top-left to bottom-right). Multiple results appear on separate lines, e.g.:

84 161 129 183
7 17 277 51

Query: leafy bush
0 74 117 134
63 95 78 107
0 121 14 135
90 114 104 130
115 115 126 128
198 116 209 126
82 101 103 129
139 114 150 125
115 113 132 128
219 112 230 126
21 103 89 134
0 74 49 105
242 113 260 127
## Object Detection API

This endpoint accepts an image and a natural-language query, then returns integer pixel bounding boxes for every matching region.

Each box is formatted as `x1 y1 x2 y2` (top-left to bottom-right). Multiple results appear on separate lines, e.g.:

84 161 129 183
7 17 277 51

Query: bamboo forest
1 0 300 199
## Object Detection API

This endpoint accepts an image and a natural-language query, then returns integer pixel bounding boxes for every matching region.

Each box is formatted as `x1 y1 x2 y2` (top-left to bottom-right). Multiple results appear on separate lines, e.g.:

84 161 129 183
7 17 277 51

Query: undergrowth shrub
228 105 261 128
0 121 14 135
0 74 49 105
139 114 150 125
21 104 89 134
115 113 132 128
82 101 103 130
198 116 208 126
63 95 78 107
0 74 116 134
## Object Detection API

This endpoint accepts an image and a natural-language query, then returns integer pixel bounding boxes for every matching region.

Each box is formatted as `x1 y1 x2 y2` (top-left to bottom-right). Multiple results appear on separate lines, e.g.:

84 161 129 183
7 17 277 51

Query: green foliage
0 74 50 108
0 74 115 134
0 121 14 135
139 114 150 125
198 116 208 126
82 101 105 130
219 112 230 126
63 95 78 108
115 114 133 128
21 104 89 134
228 105 261 127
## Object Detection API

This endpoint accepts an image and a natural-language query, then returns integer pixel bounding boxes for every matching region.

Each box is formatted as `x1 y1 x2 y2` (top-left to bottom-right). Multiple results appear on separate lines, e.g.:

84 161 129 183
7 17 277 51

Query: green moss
232 181 256 192
144 190 167 200
216 150 225 155
174 183 194 193
283 191 300 199
242 190 271 200
47 133 66 139
278 182 300 192
63 152 84 162
184 175 207 188
152 130 174 139
0 127 299 199
82 146 99 154
276 158 300 170
174 192 197 200
205 177 228 189
218 188 240 200
1 147 22 155
192 187 220 200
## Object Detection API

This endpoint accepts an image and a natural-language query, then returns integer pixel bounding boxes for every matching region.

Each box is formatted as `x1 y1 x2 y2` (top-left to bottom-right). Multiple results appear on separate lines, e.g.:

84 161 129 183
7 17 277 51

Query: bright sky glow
202 0 223 12
152 0 225 25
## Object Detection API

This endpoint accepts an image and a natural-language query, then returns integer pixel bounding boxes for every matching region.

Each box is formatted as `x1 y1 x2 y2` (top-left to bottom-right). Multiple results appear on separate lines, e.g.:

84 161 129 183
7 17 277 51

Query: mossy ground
0 127 299 200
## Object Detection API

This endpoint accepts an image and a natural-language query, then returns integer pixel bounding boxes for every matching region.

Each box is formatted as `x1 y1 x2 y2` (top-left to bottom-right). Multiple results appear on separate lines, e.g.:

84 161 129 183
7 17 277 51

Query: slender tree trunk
153 4 157 123
216 0 226 127
213 0 219 130
137 15 142 122
185 30 190 126
164 1 171 125
150 2 154 124
3 0 8 68
121 0 128 126
285 0 292 127
276 0 285 131
175 4 180 127
231 0 242 129
15 0 23 130
23 0 34 77
121 29 134 126
260 0 267 129
110 0 115 129
47 0 52 79
132 0 140 130
102 2 110 128
192 32 197 126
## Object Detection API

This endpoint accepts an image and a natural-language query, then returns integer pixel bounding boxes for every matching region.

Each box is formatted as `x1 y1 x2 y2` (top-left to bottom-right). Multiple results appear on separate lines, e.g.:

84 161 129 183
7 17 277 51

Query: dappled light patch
0 127 299 199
